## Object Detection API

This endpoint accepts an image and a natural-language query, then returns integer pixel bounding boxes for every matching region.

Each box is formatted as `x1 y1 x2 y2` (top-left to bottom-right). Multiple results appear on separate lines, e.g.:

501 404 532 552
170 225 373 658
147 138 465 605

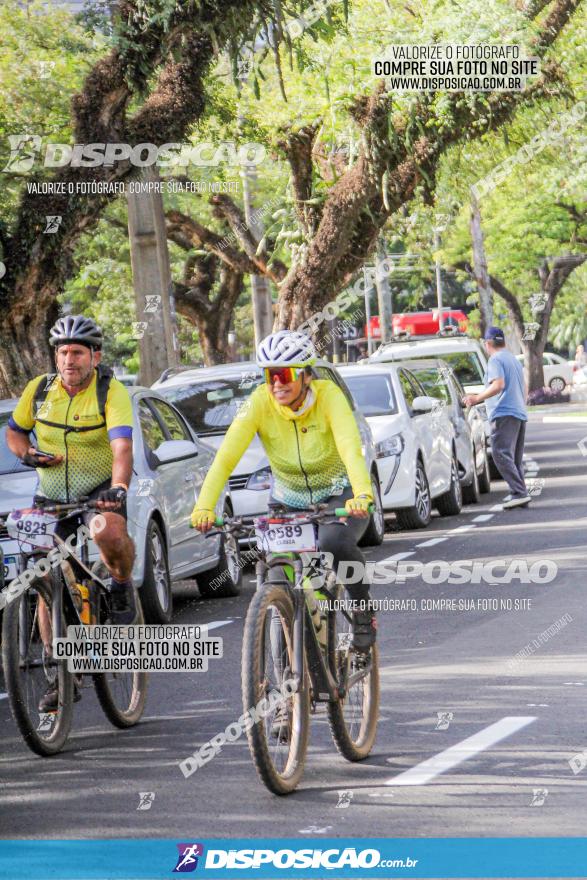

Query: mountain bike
208 504 379 795
1 500 147 756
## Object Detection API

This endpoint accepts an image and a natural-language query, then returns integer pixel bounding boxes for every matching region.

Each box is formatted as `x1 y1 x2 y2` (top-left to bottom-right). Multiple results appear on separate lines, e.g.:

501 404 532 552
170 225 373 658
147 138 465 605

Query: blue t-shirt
484 350 527 421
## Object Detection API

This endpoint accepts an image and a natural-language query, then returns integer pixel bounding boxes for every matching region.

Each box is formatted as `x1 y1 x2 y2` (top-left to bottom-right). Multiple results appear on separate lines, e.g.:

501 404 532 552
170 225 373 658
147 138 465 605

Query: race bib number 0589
255 522 317 553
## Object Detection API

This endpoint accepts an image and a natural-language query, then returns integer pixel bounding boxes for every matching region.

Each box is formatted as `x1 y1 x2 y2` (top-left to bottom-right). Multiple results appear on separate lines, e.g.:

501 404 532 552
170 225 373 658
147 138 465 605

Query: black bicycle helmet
49 315 103 350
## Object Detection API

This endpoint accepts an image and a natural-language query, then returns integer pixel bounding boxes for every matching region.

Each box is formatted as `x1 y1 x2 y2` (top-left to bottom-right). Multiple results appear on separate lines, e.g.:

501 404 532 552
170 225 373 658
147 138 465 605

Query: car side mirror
411 395 437 414
152 439 199 466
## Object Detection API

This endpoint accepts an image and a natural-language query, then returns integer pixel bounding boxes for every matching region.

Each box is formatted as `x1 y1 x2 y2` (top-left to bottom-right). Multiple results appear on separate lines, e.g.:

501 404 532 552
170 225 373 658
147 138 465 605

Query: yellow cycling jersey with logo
196 379 373 511
10 371 133 502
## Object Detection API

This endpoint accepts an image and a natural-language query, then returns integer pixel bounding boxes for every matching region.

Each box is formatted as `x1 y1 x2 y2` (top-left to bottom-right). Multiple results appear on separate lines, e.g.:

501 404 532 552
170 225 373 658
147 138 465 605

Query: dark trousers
491 416 527 497
267 487 370 601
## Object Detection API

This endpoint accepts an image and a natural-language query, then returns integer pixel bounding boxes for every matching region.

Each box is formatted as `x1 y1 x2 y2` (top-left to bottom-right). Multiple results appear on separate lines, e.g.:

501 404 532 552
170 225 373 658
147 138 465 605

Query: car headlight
375 434 404 459
246 467 272 490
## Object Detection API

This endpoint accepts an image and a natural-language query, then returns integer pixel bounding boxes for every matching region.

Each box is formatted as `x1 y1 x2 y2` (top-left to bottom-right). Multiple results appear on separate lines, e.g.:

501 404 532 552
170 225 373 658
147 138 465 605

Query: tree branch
277 123 321 235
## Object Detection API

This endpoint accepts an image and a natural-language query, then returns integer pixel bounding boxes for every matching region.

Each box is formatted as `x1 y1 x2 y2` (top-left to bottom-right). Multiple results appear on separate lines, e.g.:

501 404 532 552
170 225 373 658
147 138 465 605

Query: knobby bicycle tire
2 571 74 756
242 583 310 794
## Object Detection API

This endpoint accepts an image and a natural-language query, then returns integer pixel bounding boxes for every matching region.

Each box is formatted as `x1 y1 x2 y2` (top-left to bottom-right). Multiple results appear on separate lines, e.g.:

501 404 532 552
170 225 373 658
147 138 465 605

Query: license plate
6 509 58 550
255 521 317 553
3 555 17 583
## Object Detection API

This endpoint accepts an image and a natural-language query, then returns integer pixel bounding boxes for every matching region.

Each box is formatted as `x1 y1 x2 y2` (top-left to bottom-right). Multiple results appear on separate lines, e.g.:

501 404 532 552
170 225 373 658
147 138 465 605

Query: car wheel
197 525 242 599
436 454 463 517
141 520 172 624
359 473 385 546
395 460 431 529
462 447 480 505
478 444 491 494
549 376 566 393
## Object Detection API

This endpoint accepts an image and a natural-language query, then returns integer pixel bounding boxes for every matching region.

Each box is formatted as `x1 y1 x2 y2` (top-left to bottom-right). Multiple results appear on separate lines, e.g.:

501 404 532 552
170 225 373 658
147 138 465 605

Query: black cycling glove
97 485 127 509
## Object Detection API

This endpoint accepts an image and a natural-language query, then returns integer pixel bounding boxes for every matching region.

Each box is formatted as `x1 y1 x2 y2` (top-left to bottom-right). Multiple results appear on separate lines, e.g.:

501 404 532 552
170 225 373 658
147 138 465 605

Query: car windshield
158 373 264 434
398 351 484 385
0 412 34 475
344 375 398 416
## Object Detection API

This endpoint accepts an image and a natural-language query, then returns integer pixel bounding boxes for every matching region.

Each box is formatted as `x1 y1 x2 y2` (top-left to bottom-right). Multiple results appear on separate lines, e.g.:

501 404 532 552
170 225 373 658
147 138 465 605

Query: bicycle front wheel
93 591 148 728
242 584 310 795
1 574 74 756
327 600 379 761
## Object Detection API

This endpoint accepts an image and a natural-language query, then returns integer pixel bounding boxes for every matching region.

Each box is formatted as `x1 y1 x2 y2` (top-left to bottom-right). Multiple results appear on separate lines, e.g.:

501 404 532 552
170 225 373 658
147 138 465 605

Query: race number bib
255 521 317 553
6 509 59 549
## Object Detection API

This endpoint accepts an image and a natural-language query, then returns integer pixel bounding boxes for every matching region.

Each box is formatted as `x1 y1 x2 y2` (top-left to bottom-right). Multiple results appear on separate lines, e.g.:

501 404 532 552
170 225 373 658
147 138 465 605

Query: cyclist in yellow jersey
6 316 137 710
191 330 378 652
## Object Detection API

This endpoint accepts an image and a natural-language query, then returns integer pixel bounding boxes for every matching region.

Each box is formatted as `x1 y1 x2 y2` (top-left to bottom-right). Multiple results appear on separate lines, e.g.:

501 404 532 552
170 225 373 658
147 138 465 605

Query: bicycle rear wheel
327 596 379 761
1 573 74 756
242 584 310 794
93 590 148 728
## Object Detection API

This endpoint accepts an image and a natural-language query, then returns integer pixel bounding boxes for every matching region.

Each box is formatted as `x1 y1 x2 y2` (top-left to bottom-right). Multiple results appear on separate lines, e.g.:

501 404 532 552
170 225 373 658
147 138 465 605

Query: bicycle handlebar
191 504 374 530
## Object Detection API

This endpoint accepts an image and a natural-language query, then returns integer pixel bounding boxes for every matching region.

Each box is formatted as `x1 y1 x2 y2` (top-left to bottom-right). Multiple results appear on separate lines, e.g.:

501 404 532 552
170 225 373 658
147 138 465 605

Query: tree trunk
174 260 244 366
523 344 546 392
469 190 493 337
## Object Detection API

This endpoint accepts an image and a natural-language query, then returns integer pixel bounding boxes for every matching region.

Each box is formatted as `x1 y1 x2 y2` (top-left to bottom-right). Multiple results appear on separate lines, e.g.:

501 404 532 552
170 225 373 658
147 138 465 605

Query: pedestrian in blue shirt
463 327 530 509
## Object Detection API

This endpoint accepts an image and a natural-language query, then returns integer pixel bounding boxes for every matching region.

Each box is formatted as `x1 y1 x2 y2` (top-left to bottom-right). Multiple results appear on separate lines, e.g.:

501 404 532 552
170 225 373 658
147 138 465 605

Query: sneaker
38 680 82 713
352 609 377 653
109 581 138 625
270 704 290 742
503 494 531 510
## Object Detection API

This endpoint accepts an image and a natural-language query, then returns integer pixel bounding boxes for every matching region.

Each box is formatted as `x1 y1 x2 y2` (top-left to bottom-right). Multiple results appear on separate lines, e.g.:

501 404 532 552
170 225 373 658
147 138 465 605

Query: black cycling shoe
352 609 377 654
38 680 82 713
108 581 138 625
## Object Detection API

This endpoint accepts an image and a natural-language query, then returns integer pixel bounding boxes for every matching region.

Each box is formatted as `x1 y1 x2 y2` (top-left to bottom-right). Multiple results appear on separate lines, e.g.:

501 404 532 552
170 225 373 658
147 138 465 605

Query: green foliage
0 1 103 223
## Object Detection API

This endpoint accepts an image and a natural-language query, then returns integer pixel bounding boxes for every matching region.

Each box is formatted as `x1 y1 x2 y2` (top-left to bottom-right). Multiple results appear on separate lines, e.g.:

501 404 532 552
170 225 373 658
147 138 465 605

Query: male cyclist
191 330 378 652
6 315 137 710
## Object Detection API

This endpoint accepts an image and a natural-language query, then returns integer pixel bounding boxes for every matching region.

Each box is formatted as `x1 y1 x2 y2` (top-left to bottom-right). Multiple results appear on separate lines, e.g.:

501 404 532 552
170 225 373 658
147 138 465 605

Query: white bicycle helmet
256 330 317 367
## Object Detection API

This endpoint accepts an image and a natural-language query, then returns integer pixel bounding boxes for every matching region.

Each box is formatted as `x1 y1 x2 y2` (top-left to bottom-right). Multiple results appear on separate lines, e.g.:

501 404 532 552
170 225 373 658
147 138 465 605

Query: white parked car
367 332 494 465
0 390 240 625
153 361 386 546
338 363 462 529
516 352 573 392
402 359 491 504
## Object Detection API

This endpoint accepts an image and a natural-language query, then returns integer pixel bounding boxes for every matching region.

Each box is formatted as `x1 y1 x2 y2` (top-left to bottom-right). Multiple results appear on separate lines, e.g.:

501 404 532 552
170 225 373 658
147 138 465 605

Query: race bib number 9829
6 509 59 549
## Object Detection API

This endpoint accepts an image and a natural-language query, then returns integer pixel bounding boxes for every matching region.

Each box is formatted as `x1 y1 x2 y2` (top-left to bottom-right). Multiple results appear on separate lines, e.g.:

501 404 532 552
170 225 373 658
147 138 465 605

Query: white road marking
489 504 502 512
472 514 494 522
0 693 8 701
385 716 536 786
543 415 587 423
448 525 476 534
415 537 447 548
206 620 234 631
380 551 416 563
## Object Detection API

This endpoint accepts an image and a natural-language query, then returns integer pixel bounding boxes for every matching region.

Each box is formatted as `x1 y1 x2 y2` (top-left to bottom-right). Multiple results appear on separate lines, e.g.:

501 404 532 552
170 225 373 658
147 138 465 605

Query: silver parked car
152 360 386 546
400 359 491 504
0 390 241 625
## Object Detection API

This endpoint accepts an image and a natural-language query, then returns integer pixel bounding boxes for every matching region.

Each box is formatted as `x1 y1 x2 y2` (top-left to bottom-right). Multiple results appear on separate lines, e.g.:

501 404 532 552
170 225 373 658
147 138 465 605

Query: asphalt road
2 412 587 841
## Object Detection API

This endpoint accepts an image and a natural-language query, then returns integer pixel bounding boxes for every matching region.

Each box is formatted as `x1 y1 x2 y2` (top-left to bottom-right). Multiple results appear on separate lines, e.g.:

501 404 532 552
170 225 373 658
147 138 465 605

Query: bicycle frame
13 509 111 634
256 552 341 704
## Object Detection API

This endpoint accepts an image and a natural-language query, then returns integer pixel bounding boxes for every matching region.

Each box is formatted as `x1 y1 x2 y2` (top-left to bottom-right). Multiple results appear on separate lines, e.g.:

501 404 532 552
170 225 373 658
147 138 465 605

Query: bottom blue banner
1 838 586 880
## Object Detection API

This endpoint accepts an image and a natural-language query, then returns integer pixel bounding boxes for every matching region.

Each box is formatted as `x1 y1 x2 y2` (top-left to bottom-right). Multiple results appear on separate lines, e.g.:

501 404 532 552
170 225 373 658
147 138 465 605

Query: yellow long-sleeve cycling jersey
196 379 373 511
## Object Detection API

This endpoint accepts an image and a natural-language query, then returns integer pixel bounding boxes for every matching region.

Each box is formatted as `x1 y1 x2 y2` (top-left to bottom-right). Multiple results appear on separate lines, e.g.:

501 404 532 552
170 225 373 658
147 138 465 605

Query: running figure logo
173 844 204 873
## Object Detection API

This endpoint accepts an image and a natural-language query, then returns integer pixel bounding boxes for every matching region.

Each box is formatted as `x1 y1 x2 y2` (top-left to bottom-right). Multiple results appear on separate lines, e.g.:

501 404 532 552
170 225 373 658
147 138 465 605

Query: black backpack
32 364 113 433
